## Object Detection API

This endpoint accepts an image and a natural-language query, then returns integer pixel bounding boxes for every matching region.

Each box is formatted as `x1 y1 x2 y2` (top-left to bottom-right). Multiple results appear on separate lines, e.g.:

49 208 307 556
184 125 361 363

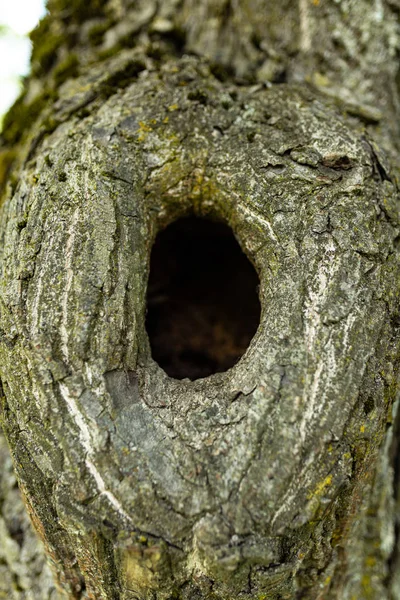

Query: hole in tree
146 217 261 380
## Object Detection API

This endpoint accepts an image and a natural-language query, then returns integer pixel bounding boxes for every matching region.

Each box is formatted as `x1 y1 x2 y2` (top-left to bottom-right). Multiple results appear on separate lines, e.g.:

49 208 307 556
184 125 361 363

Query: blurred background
0 0 46 127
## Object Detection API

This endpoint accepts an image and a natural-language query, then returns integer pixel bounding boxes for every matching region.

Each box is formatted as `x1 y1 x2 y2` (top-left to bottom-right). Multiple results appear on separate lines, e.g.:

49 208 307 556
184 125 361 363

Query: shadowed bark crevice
146 217 261 380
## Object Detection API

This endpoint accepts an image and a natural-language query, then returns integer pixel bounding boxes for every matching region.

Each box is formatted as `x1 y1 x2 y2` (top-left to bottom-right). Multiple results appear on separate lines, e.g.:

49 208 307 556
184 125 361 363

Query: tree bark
1 1 400 598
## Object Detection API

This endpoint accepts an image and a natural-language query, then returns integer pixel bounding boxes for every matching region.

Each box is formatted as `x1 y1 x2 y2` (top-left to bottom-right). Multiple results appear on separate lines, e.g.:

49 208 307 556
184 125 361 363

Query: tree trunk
1 1 400 598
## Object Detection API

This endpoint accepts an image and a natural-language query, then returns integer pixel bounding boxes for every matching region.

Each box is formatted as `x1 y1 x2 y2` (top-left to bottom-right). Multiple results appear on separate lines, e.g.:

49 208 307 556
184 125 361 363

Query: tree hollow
146 217 261 380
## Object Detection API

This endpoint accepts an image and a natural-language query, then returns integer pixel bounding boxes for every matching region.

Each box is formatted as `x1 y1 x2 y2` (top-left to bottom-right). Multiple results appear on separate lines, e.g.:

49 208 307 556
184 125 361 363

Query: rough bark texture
1 1 400 599
0 434 64 599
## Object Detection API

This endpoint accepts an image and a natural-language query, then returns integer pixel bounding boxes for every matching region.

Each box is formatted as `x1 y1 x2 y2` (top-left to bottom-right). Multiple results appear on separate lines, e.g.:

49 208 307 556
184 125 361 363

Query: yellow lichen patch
307 474 332 500
189 164 207 207
137 121 154 142
116 537 176 599
119 544 163 594
168 103 179 112
312 72 330 88
365 556 376 568
138 121 153 132
361 574 373 596
360 425 365 433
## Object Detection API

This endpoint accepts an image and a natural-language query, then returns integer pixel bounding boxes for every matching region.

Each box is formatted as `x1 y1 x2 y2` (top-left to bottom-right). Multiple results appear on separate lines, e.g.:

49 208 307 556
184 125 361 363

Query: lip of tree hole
145 216 261 380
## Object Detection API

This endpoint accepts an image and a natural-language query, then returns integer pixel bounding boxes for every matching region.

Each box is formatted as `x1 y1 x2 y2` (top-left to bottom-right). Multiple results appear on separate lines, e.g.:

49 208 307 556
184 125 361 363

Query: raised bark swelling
1 1 400 599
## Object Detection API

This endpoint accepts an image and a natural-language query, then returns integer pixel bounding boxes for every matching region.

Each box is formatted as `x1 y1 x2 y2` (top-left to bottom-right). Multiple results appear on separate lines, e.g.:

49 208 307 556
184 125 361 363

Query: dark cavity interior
146 217 261 380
